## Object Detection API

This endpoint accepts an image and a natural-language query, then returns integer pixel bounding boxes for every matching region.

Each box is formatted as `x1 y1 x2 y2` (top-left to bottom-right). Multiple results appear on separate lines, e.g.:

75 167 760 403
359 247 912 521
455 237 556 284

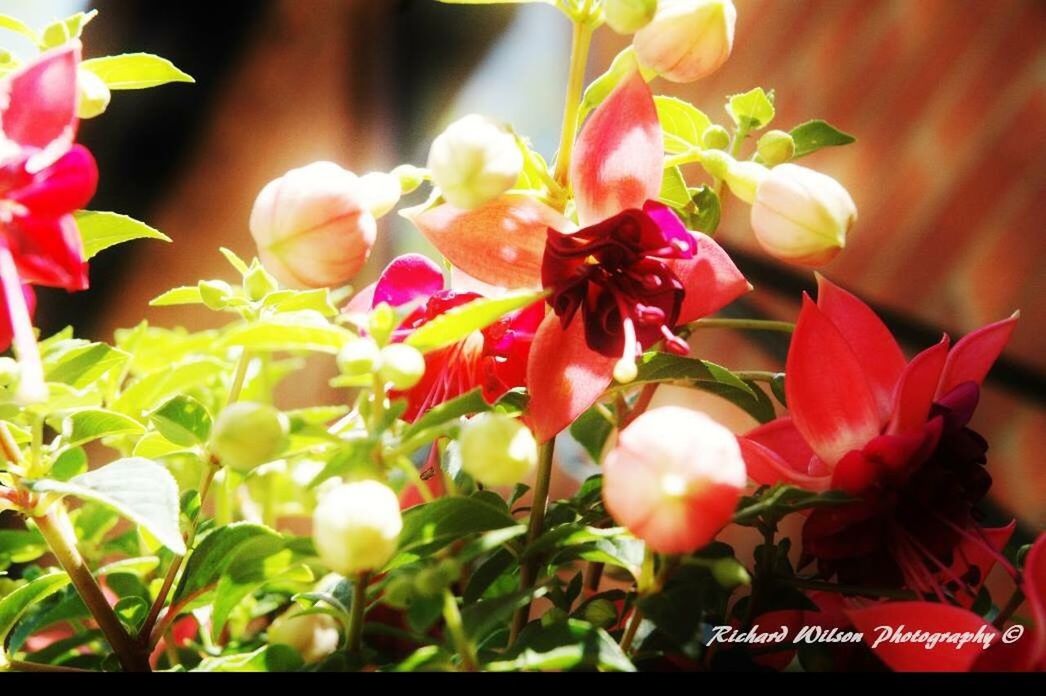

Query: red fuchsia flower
345 253 542 422
409 71 748 442
739 275 1019 598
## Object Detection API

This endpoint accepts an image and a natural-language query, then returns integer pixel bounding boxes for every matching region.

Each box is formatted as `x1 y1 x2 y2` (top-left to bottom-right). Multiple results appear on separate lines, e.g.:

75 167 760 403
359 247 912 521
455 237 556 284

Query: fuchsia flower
410 72 748 442
739 275 1019 596
346 253 542 421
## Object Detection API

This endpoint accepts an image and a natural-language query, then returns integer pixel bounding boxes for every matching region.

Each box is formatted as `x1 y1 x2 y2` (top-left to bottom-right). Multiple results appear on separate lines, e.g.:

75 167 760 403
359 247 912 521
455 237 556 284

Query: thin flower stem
509 439 556 643
33 507 150 672
225 348 252 407
994 588 1025 628
619 606 643 654
0 422 22 465
442 589 479 671
0 243 46 405
687 318 794 334
346 572 370 653
551 10 595 188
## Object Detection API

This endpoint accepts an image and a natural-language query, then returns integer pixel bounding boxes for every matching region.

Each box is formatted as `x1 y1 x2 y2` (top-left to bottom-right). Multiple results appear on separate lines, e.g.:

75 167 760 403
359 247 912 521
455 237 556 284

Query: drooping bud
250 161 377 289
633 0 737 83
427 114 523 210
313 480 403 576
605 0 658 35
210 402 289 474
710 556 751 588
602 406 746 554
378 343 426 391
756 129 795 167
458 412 538 487
337 337 381 377
750 163 857 267
267 609 340 664
76 68 110 119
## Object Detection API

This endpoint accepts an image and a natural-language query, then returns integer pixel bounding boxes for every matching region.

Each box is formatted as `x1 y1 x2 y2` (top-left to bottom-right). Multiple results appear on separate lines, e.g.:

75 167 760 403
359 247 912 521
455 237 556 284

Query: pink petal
738 437 830 491
570 70 662 226
372 253 445 308
786 295 881 467
816 275 906 424
669 233 750 323
1 42 80 152
847 602 998 672
343 281 376 315
9 145 98 216
524 313 615 443
9 214 88 290
936 314 1019 398
888 337 949 435
406 195 568 289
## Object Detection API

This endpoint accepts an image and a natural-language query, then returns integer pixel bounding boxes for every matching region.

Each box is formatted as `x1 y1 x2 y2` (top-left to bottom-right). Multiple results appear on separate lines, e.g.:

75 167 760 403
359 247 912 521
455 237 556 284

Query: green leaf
81 53 194 90
0 15 40 44
43 340 129 389
0 572 70 662
401 388 489 440
132 432 192 459
211 550 310 641
658 165 690 208
789 119 856 158
527 524 642 577
262 289 338 317
682 185 721 234
114 596 149 632
0 530 47 571
487 619 635 672
114 357 227 417
194 645 303 672
405 290 544 354
173 523 282 603
53 408 145 448
727 87 775 131
569 406 615 463
149 286 203 307
31 458 185 555
656 96 712 154
222 312 354 354
51 447 88 481
732 484 856 527
461 584 549 643
148 395 212 447
75 211 171 260
40 10 96 48
392 496 518 567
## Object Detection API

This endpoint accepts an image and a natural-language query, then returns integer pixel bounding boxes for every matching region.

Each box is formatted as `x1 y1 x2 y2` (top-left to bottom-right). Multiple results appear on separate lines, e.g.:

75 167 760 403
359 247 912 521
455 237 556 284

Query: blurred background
1 0 1043 536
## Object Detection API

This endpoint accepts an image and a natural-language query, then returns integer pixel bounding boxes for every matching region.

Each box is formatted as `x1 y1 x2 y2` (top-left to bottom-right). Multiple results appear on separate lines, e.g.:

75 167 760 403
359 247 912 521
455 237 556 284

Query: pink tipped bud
633 0 737 83
602 406 746 554
249 161 378 288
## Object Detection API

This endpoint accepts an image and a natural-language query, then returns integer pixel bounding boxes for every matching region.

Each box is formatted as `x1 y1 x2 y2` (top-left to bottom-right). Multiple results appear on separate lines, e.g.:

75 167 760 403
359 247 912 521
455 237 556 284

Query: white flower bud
634 0 737 83
313 480 403 576
750 163 857 267
267 610 340 664
337 338 381 376
378 343 426 391
458 413 538 487
427 114 522 210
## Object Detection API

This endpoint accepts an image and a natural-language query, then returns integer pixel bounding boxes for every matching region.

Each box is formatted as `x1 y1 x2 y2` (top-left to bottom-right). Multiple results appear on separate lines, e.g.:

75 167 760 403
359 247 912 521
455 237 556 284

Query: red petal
786 295 881 466
936 314 1018 397
739 417 830 490
524 313 615 443
1 43 80 151
371 253 445 308
8 214 88 290
570 70 662 225
847 601 998 672
669 232 750 323
888 337 949 435
8 145 97 216
406 195 568 289
950 521 1015 608
816 275 906 423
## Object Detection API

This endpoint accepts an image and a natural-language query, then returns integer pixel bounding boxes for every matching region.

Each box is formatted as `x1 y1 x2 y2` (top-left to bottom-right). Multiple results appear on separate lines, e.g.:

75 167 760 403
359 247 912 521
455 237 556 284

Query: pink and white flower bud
602 406 746 554
249 162 379 288
750 163 857 267
633 0 737 83
267 609 340 664
427 114 523 210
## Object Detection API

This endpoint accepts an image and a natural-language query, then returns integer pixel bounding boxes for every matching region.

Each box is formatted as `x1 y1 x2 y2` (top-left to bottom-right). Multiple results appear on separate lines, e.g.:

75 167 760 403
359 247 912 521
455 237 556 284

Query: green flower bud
244 263 279 301
702 124 731 150
756 129 795 167
541 607 568 627
412 566 446 598
382 575 415 609
458 413 538 487
711 556 751 589
369 303 397 346
313 480 402 576
76 68 110 119
391 164 426 196
436 558 462 585
267 609 340 665
198 279 235 311
337 338 381 377
210 402 289 473
605 0 657 35
378 344 426 391
582 599 618 628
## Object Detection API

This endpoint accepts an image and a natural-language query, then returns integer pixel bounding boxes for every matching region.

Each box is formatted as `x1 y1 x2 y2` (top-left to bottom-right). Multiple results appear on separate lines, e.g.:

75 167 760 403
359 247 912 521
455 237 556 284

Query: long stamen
0 243 46 405
933 513 1019 581
660 325 690 355
613 295 639 384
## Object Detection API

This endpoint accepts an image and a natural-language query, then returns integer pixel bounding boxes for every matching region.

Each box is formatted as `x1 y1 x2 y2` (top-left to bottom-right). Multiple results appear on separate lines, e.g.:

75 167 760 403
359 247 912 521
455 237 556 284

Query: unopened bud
313 480 402 576
605 0 658 35
357 171 402 218
210 402 289 474
702 124 731 150
76 68 110 119
391 164 426 196
198 280 235 311
244 263 279 301
267 609 340 664
428 114 523 210
634 0 737 83
378 343 425 391
337 338 381 376
368 303 397 346
756 129 795 167
582 599 619 628
458 413 538 487
710 556 751 588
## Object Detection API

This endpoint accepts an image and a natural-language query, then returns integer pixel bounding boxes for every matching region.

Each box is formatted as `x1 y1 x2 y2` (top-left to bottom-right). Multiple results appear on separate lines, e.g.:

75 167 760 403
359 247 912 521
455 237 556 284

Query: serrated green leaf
172 523 282 603
405 290 544 354
392 496 518 568
0 571 70 662
789 119 856 158
149 286 203 307
569 406 615 463
53 408 145 448
656 96 712 154
75 211 171 260
148 395 212 447
51 446 88 481
211 551 310 641
222 312 354 354
81 53 194 90
683 185 721 234
43 340 129 389
32 458 184 554
727 87 775 131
